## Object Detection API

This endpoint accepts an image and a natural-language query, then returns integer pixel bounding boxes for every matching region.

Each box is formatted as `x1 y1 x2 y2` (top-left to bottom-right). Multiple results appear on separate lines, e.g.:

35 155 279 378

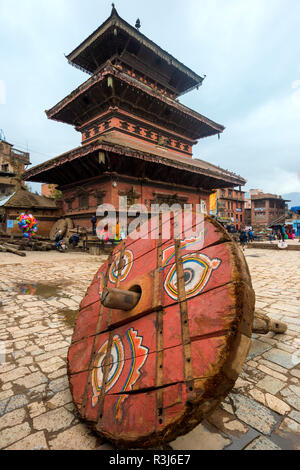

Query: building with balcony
216 187 245 230
0 140 31 197
250 190 290 229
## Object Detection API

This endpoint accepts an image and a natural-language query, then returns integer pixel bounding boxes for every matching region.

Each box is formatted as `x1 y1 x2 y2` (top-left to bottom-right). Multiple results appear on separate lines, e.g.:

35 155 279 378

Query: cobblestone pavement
0 248 299 450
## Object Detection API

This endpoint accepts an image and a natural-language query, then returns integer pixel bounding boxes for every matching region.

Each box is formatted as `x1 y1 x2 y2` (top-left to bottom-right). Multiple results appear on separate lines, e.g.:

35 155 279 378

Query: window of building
78 193 89 210
1 164 9 172
96 191 106 207
152 193 187 210
66 200 73 211
254 200 266 208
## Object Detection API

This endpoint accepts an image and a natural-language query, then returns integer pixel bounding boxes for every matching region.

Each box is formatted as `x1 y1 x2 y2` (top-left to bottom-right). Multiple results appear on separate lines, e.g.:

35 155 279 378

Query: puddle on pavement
269 429 300 451
60 309 79 328
16 281 71 299
16 280 79 328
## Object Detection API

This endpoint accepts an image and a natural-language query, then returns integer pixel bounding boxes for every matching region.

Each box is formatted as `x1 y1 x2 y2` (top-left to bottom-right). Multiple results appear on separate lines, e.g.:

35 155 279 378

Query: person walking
240 230 248 251
91 216 97 236
281 225 286 242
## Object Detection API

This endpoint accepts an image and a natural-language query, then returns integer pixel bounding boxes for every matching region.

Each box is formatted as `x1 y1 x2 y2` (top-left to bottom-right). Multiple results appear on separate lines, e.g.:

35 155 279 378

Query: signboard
209 193 217 216
236 208 242 213
7 220 14 229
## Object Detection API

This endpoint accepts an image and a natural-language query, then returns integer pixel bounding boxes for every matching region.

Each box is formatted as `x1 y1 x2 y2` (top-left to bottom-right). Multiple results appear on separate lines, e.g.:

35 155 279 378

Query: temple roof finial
135 18 141 30
111 3 117 15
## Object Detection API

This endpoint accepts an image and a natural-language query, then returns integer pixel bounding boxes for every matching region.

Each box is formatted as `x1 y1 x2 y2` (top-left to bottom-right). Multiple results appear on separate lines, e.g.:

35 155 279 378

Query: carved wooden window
66 199 73 211
119 187 140 208
96 191 106 207
127 188 139 207
152 193 188 209
78 193 89 210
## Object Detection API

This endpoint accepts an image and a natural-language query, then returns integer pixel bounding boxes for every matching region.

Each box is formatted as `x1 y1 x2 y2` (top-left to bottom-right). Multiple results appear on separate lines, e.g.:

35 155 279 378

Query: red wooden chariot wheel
68 214 255 448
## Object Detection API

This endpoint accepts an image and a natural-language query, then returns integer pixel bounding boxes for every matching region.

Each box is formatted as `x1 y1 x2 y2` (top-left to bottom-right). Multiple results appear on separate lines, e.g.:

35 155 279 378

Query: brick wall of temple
60 176 210 233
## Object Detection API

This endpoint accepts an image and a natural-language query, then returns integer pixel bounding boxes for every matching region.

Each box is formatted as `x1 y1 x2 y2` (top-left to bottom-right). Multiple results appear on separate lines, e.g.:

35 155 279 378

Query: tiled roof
1 189 58 209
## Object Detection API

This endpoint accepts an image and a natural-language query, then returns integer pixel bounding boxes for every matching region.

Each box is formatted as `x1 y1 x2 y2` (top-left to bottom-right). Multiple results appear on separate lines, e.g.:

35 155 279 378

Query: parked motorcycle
55 239 68 252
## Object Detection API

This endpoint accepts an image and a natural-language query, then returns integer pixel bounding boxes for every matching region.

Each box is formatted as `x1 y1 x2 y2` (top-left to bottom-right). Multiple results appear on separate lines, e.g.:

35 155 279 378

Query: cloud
196 81 300 193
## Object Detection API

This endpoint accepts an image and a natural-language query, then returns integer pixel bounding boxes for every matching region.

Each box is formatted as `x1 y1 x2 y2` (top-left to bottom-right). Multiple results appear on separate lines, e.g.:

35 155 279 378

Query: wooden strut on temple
253 312 287 335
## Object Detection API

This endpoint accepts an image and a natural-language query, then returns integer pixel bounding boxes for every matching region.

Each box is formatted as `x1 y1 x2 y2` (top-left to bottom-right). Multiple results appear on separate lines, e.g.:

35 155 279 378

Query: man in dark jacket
240 230 248 251
91 216 97 236
69 233 80 247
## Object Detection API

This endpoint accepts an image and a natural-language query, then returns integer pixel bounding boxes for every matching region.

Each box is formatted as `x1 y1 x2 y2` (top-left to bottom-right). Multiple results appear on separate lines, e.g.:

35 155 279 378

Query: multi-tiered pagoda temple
25 5 245 230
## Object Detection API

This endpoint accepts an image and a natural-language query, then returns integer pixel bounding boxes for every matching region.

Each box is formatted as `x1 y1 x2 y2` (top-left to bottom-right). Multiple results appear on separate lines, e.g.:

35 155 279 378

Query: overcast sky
1 0 300 196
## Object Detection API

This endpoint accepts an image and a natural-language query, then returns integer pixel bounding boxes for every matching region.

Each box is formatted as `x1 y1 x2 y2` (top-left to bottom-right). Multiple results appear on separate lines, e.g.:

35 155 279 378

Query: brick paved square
0 248 299 450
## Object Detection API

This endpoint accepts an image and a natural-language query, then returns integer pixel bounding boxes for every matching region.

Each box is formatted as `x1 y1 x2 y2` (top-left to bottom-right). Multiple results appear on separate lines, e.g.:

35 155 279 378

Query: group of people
238 225 296 250
272 226 296 241
239 228 254 249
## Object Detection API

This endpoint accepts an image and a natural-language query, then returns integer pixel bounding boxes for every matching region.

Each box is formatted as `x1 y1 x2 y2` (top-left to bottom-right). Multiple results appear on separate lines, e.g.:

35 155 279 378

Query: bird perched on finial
135 18 141 30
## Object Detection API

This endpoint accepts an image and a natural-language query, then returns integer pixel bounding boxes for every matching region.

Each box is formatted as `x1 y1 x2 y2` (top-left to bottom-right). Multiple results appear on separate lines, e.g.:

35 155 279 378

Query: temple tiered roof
46 63 224 141
66 5 204 97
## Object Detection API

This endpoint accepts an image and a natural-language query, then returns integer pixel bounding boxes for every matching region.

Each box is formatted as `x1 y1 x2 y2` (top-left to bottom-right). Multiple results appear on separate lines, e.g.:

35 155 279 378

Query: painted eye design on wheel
91 335 125 408
164 253 221 301
91 329 149 423
109 250 134 283
97 272 105 297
